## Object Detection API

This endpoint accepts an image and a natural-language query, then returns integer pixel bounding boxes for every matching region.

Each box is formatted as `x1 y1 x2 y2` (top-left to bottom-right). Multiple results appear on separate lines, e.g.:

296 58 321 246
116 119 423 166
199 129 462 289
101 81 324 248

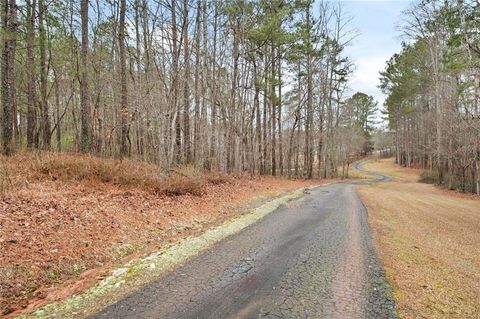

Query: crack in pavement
91 160 397 319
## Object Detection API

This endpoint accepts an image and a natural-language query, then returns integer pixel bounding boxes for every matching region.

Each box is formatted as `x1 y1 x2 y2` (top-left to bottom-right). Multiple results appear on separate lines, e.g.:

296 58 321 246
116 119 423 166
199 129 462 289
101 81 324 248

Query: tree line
1 0 378 178
381 0 480 194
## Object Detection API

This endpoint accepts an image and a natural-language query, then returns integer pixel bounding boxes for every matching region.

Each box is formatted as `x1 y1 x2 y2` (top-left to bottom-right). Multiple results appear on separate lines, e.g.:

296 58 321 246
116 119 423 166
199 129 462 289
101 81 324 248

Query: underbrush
0 151 231 196
419 169 477 192
419 170 436 184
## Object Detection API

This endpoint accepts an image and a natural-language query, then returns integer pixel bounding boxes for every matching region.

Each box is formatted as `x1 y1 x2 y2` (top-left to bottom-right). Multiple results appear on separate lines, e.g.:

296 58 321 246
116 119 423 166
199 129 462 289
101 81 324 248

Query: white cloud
349 54 390 104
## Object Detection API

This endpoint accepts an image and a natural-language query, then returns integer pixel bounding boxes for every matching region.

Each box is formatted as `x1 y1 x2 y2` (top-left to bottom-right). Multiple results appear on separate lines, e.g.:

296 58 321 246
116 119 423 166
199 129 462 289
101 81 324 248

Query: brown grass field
357 158 480 319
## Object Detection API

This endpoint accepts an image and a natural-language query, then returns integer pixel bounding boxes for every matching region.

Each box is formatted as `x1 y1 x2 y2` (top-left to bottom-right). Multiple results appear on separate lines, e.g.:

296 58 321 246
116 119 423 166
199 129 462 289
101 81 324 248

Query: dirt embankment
357 158 480 319
0 152 321 317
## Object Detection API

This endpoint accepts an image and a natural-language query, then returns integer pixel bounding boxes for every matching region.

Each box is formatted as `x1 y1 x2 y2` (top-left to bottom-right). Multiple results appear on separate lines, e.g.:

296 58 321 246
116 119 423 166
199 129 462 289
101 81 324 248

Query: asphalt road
91 159 396 319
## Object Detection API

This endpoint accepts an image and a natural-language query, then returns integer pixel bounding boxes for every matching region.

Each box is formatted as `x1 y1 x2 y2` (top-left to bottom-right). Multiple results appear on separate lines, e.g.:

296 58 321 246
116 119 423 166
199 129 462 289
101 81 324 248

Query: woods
0 0 375 179
381 0 480 194
1 1 479 316
2 0 477 187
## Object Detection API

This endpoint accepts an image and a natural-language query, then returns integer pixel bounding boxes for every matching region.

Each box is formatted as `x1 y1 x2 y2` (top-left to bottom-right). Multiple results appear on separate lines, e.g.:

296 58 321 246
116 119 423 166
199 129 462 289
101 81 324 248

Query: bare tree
119 0 128 157
25 0 37 150
80 0 92 152
1 0 17 155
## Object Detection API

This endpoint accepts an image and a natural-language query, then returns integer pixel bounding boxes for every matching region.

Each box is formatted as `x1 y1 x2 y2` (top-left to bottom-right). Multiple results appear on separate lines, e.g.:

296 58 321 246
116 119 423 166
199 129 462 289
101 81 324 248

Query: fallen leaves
0 152 319 316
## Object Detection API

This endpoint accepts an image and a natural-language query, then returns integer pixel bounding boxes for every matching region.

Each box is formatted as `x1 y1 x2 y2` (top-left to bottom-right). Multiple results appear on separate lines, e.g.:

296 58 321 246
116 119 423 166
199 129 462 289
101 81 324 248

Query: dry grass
334 161 371 180
362 158 421 183
0 151 229 197
345 167 372 180
357 158 480 319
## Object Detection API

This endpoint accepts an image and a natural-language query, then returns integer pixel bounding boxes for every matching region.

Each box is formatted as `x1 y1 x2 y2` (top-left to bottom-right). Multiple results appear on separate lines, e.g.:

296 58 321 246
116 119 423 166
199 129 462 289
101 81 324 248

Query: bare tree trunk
271 46 277 176
169 0 181 165
119 0 128 157
288 110 299 179
39 0 50 149
182 0 191 163
80 0 92 152
193 0 201 164
253 59 261 174
318 106 324 178
1 0 16 155
428 41 444 185
305 5 313 179
262 55 268 175
199 0 208 168
25 0 36 150
278 54 283 176
228 23 239 173
53 68 62 151
209 4 218 170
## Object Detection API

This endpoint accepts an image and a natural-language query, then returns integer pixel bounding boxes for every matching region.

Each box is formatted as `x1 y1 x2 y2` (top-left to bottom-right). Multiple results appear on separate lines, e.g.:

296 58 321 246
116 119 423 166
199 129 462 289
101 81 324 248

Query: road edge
18 184 325 319
352 158 398 318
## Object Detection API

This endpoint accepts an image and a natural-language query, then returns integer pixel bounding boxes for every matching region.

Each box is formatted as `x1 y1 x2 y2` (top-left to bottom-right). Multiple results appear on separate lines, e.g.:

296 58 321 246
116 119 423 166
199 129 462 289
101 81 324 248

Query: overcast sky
327 0 412 106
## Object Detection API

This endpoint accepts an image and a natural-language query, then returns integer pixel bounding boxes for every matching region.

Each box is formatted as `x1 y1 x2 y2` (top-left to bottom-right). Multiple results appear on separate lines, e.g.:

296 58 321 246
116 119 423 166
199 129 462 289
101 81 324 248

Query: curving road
91 159 396 319
351 158 392 184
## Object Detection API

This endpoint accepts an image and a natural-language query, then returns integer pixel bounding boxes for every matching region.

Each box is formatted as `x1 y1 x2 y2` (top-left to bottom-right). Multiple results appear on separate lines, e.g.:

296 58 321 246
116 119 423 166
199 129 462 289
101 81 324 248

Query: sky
326 0 412 106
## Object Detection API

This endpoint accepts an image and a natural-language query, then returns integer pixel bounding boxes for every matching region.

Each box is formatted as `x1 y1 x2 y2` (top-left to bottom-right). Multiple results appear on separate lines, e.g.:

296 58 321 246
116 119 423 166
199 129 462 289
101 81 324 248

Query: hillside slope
0 152 321 316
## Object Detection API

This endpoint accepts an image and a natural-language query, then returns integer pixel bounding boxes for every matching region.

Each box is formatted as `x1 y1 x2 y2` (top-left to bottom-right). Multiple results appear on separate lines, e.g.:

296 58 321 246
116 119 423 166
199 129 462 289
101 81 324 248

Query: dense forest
381 0 480 194
0 0 380 178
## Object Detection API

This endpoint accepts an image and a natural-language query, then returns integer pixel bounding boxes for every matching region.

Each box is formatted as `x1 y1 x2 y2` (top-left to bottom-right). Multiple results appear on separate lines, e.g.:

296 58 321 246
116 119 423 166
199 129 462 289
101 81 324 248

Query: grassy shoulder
357 158 480 319
0 152 324 317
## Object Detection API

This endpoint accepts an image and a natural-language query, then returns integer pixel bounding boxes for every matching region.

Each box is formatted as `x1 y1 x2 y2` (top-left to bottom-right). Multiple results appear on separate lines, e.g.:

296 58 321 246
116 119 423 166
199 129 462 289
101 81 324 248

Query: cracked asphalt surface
92 159 396 319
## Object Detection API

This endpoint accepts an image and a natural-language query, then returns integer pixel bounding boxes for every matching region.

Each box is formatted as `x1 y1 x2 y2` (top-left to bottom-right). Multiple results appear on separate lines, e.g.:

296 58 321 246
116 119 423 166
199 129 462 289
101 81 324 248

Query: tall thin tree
80 0 92 152
39 0 50 149
25 0 36 150
119 0 128 157
1 0 16 155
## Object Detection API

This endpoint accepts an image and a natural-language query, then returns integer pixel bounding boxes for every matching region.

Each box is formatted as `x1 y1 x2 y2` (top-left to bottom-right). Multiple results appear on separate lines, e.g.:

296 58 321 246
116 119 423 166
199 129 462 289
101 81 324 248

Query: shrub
419 171 437 184
4 151 232 197
157 166 206 196
205 172 230 185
